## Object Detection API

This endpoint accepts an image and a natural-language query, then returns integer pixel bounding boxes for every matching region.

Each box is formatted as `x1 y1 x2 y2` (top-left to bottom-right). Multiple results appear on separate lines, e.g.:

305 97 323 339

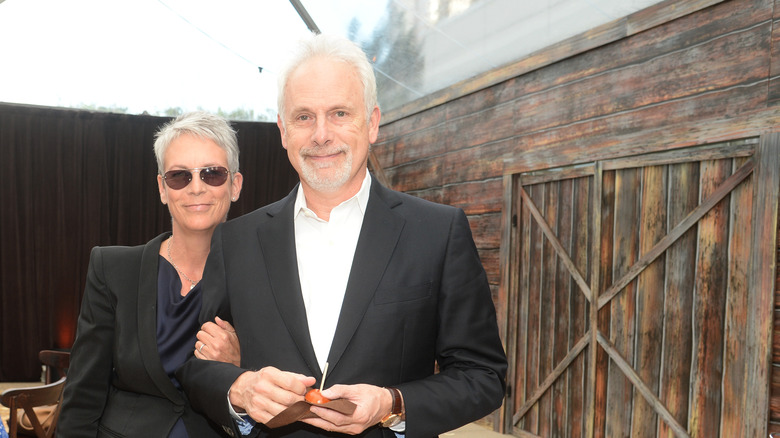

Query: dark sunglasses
163 166 229 190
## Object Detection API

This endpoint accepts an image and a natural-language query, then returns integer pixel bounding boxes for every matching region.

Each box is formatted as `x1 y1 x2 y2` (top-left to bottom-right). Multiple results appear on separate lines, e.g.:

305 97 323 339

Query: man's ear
277 114 288 150
368 106 381 144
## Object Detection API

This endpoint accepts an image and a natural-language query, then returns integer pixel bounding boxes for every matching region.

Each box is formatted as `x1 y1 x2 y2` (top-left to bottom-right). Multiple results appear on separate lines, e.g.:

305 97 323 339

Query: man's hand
302 384 394 434
195 317 240 366
229 366 316 424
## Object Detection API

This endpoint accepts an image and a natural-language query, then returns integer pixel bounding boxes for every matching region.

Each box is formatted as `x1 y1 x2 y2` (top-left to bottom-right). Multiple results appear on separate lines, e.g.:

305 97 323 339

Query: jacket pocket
374 282 432 304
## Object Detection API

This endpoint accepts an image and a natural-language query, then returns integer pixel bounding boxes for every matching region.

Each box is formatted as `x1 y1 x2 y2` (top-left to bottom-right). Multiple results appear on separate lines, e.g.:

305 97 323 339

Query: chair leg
7 398 18 438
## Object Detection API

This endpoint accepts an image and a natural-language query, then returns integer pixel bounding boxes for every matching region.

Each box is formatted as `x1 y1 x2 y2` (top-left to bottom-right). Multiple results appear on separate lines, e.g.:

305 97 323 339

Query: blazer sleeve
400 209 507 438
57 247 117 438
176 223 248 436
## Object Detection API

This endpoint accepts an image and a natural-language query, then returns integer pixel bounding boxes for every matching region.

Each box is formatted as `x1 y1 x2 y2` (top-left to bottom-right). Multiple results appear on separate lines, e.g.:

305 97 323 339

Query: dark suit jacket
177 177 507 438
58 233 226 438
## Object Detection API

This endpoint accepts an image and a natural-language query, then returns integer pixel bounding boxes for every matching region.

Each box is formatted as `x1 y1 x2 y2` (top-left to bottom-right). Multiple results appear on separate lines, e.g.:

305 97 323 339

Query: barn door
501 135 779 437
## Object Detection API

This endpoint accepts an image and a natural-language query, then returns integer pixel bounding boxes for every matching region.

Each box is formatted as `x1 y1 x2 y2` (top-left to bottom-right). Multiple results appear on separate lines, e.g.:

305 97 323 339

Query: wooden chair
0 377 66 438
37 351 69 384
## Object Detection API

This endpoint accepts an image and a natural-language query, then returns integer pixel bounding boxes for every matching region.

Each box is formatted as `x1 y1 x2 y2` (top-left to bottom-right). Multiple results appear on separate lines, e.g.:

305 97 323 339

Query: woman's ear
157 174 167 205
230 172 244 201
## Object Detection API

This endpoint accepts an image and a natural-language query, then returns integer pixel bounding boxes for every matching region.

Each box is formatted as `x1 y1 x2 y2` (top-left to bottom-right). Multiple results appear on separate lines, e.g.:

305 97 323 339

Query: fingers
195 318 241 365
302 384 389 434
229 367 316 424
215 316 236 332
194 340 208 360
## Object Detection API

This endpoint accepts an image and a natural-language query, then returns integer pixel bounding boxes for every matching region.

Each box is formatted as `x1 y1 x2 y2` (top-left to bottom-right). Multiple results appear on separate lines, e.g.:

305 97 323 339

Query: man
178 33 507 438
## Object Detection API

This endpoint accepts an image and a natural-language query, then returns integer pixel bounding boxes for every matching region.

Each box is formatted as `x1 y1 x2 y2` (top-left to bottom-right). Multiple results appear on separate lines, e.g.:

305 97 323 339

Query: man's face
277 56 380 195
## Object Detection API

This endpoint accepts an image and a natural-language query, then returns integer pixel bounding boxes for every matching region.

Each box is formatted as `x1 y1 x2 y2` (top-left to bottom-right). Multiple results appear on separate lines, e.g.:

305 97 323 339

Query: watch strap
380 387 404 427
388 387 402 415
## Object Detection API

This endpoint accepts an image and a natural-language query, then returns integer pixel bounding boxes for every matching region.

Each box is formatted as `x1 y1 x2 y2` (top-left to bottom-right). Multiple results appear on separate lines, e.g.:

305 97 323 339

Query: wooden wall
373 0 779 435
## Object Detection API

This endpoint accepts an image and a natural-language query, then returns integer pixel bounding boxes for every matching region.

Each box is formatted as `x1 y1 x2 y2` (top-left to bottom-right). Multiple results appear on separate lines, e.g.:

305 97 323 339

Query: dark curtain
0 103 298 380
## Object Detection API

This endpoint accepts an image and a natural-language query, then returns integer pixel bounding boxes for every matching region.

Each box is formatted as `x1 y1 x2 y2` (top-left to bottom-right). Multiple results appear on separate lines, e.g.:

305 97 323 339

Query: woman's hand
194 316 240 366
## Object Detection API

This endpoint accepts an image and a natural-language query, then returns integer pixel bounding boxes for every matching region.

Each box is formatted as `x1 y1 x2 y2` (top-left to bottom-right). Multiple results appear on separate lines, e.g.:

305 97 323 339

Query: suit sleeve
57 247 116 438
400 209 508 438
176 224 248 435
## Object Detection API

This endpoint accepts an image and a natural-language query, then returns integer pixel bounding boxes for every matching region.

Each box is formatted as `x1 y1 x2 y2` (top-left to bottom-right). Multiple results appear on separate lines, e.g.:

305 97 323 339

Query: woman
58 112 244 437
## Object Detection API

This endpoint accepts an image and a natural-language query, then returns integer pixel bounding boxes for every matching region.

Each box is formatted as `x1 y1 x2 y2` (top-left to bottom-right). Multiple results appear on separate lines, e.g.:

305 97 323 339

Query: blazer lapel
259 187 322 378
327 180 405 374
136 233 185 403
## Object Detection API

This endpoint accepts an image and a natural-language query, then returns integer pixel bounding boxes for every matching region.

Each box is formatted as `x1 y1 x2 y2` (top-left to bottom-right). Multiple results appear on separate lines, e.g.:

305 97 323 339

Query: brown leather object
265 398 357 429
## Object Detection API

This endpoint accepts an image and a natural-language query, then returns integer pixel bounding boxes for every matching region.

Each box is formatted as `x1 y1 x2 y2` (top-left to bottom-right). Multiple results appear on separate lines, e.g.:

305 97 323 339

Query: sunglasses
163 166 229 190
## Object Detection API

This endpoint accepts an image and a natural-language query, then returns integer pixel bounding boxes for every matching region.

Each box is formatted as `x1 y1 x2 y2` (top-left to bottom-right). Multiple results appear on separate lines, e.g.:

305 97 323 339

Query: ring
198 344 205 353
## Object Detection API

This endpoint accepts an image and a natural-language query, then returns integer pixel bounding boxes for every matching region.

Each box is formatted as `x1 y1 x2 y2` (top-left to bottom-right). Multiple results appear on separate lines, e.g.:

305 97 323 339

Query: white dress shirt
293 172 371 372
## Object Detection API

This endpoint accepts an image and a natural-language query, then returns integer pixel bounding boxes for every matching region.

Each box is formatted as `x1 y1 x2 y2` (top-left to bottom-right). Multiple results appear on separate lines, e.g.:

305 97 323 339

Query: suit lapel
327 181 405 374
136 233 185 403
259 187 322 377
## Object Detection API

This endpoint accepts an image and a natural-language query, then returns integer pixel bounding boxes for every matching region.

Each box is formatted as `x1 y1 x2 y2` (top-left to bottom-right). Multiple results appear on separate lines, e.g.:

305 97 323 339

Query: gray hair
277 32 378 124
153 111 240 175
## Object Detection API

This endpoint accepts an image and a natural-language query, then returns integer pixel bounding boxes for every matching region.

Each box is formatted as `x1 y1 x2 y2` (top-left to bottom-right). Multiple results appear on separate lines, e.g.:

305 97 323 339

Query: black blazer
58 233 226 438
178 177 507 438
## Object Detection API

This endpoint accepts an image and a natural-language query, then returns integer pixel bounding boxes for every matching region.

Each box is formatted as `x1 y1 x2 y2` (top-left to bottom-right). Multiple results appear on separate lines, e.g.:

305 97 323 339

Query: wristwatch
380 387 404 428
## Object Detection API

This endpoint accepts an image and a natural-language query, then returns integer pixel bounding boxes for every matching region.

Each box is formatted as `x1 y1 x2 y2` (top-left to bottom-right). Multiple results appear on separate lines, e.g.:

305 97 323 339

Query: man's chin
301 168 350 192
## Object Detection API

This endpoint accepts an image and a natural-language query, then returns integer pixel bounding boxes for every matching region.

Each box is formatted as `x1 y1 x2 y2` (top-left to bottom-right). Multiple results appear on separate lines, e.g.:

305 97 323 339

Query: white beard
299 145 352 192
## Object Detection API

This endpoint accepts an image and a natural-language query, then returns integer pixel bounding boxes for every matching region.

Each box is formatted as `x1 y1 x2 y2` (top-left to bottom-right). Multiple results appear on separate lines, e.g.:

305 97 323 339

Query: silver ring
198 344 205 353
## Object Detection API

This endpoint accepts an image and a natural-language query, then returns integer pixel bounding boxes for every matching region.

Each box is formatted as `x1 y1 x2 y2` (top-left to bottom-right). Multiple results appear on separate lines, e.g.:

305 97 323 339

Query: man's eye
335 111 347 117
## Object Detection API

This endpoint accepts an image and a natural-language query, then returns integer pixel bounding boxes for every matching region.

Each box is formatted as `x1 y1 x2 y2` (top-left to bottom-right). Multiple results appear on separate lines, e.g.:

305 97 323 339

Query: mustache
299 144 348 157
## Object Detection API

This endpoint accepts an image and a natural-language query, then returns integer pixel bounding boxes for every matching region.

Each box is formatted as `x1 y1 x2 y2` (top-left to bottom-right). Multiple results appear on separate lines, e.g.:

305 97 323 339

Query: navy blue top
157 256 202 438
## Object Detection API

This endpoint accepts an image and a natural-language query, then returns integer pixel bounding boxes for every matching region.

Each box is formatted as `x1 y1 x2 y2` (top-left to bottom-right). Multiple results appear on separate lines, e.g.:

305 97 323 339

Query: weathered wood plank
479 249 500 287
386 118 451 167
499 175 518 434
386 156 443 192
514 175 531 431
631 165 667 437
658 161 699 437
469 213 502 249
720 156 754 435
523 183 545 433
605 167 640 437
552 178 573 436
592 168 614 437
538 182 559 436
479 248 500 287
518 163 597 186
603 139 757 171
442 137 510 183
567 175 591 438
767 5 780 106
688 158 731 437
774 309 780 367
441 179 504 216
375 103 447 143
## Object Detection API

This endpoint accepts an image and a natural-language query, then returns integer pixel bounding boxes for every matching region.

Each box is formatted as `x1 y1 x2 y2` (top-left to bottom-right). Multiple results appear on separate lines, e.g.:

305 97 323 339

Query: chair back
0 377 66 438
37 351 69 385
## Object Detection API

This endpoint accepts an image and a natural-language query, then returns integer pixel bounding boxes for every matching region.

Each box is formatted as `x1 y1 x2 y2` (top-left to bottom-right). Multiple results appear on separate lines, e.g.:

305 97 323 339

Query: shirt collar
294 171 372 219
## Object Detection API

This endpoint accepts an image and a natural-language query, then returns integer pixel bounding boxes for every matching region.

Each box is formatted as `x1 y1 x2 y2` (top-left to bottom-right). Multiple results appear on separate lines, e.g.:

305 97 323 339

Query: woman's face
156 133 242 235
